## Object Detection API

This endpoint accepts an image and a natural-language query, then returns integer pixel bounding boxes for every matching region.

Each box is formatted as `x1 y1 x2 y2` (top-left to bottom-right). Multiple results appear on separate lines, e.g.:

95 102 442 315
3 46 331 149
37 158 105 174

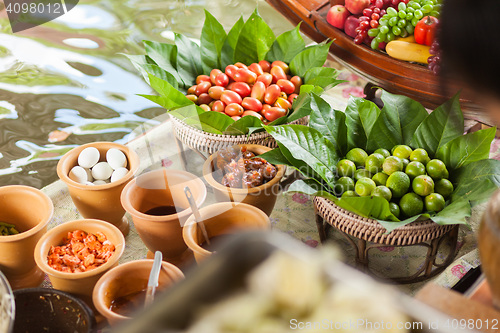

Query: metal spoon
184 186 210 246
144 251 162 307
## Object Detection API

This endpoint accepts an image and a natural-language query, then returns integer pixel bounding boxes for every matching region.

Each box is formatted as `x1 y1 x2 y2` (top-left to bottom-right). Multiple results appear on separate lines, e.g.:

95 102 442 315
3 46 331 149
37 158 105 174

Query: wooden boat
266 0 489 124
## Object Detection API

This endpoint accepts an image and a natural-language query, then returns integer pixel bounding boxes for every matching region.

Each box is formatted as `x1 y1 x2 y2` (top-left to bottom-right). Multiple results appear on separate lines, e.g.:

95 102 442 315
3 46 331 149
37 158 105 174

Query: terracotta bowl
121 168 206 265
202 144 285 216
93 259 184 325
13 288 96 333
0 185 53 289
57 142 140 236
34 219 125 304
182 202 270 263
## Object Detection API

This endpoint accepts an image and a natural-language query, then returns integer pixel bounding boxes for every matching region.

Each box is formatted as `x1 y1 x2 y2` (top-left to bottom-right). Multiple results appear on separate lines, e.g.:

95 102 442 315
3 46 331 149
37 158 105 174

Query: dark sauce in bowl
144 206 183 216
109 288 148 317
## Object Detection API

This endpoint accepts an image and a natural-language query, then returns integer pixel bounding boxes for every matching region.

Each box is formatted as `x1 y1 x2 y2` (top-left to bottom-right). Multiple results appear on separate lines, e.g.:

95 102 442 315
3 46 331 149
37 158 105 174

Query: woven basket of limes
127 10 343 154
260 89 500 238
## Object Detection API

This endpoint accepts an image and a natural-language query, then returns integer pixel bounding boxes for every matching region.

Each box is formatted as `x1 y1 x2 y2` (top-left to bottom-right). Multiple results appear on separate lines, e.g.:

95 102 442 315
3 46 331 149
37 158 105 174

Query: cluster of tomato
186 60 302 122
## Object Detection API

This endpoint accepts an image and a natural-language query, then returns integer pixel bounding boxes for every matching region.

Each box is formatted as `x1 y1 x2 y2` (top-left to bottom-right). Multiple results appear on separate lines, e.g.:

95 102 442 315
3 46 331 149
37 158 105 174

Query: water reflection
0 0 295 188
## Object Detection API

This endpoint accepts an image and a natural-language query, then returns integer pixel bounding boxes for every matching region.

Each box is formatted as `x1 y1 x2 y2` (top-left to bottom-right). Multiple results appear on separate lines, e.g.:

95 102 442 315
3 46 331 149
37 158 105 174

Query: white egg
110 167 129 183
91 162 113 180
84 168 94 182
93 180 108 185
78 147 100 169
85 181 94 186
106 148 127 170
69 166 88 184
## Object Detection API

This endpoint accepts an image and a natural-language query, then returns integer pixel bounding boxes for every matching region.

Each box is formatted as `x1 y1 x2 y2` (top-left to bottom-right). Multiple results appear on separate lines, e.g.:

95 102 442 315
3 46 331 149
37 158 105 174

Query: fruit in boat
327 5 351 30
345 0 370 15
344 15 361 38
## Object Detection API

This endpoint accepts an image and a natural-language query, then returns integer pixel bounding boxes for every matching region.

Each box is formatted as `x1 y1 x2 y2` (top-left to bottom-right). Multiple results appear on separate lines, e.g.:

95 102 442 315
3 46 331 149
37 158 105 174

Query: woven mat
41 66 497 296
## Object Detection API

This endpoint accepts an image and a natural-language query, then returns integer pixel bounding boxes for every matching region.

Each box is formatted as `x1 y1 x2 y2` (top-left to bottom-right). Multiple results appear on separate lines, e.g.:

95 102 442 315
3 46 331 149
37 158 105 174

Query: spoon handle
145 251 162 307
184 186 211 245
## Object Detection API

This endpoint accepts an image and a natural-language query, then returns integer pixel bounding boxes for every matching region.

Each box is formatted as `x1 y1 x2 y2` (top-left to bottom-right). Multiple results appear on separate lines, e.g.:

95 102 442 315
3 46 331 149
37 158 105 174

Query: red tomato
276 79 295 95
208 86 225 100
198 93 212 105
196 75 210 84
290 76 302 94
220 90 242 105
242 110 263 120
256 73 273 87
214 73 229 87
264 84 281 105
195 81 212 96
186 94 198 103
212 100 226 112
251 81 266 101
258 60 271 72
233 68 257 84
210 69 223 85
225 103 244 116
270 66 287 83
274 97 292 110
242 97 263 112
225 65 238 79
261 103 272 115
248 63 264 76
264 107 287 122
231 116 241 121
231 82 251 98
187 85 197 94
288 93 298 104
271 60 290 74
234 62 248 69
199 104 211 111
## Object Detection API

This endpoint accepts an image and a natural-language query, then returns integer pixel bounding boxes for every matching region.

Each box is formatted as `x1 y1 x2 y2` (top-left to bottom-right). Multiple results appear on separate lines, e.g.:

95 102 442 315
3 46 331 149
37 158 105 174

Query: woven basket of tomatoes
128 9 342 154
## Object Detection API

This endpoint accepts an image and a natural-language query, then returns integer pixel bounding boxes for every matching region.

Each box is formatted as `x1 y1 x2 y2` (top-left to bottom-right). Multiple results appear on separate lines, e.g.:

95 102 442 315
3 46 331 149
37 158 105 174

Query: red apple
345 0 370 15
327 5 350 30
344 15 360 38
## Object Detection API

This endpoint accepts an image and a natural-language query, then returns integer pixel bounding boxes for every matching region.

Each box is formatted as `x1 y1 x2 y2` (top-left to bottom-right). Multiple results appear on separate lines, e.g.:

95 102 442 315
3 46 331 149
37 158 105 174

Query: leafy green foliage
303 67 344 90
174 33 204 86
138 73 192 110
289 41 332 77
220 17 245 69
265 24 306 63
451 159 500 204
200 10 227 73
234 10 275 65
345 97 380 150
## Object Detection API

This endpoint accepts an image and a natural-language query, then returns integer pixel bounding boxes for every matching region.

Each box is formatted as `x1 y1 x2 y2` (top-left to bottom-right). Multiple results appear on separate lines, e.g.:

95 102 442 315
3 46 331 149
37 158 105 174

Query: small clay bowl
57 142 140 236
93 259 184 325
0 185 53 289
202 144 285 216
13 288 96 333
121 168 206 266
34 219 125 304
182 202 270 263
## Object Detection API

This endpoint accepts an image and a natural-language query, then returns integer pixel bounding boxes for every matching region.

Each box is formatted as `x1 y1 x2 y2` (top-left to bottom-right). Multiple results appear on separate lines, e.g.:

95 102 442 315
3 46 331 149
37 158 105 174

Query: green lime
399 192 424 217
355 178 377 197
354 168 372 181
393 145 413 159
425 193 446 212
341 190 357 198
409 148 430 165
412 175 434 196
371 185 392 201
374 148 390 158
402 158 409 169
426 159 448 180
389 202 400 218
372 172 389 186
386 171 410 198
435 179 454 198
365 153 385 174
405 161 426 179
383 156 404 175
337 159 356 177
346 148 368 167
335 176 355 195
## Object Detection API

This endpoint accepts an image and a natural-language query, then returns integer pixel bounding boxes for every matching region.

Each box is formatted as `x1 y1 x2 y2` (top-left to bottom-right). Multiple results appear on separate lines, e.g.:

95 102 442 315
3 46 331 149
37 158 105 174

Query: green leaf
223 116 262 135
264 124 338 189
184 111 235 134
265 24 306 63
371 90 428 147
220 17 245 68
412 92 464 156
452 159 500 204
287 179 336 200
175 33 203 86
303 67 343 90
142 41 185 87
286 93 313 123
200 10 227 73
258 147 293 166
309 94 347 156
436 127 496 170
289 41 332 77
138 73 193 109
299 84 324 95
376 215 421 233
431 199 471 226
234 10 275 64
142 64 180 90
335 196 400 222
345 96 381 151
168 104 203 120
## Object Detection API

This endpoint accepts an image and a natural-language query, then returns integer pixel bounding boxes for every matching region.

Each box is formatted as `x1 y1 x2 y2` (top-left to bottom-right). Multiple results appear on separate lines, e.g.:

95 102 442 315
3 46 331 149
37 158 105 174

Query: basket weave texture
171 116 308 155
314 196 455 246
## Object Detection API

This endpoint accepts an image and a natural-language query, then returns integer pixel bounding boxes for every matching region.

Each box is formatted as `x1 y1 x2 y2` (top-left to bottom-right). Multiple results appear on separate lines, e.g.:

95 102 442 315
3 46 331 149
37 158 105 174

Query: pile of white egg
69 147 129 185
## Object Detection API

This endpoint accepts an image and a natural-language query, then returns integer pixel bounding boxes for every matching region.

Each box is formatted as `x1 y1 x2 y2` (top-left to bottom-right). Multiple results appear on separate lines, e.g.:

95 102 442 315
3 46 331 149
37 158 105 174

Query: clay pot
478 189 500 310
93 259 184 325
57 142 140 236
0 185 53 289
34 219 125 304
14 288 96 333
121 169 206 265
202 144 285 216
182 202 270 263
